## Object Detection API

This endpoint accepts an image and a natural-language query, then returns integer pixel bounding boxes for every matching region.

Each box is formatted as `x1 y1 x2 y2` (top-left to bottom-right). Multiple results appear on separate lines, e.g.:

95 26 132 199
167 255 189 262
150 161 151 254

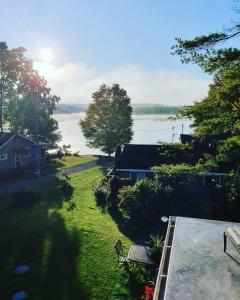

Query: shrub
107 175 133 210
93 178 110 209
224 171 240 202
158 142 197 164
216 136 240 171
62 144 72 155
152 163 207 185
149 233 164 264
117 179 172 225
59 180 74 196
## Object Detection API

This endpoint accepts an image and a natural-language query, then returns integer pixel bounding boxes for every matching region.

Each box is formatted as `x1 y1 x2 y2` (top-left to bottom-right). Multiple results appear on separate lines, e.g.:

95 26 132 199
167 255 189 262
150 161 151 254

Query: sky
0 0 238 105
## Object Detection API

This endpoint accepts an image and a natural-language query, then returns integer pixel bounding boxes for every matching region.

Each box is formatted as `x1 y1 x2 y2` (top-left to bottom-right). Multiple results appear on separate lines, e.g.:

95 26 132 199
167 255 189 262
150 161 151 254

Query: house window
0 154 8 161
23 147 31 158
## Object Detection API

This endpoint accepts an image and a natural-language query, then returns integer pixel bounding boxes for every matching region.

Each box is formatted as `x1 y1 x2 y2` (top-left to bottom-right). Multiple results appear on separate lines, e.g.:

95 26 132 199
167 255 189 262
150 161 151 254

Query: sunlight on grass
47 155 97 173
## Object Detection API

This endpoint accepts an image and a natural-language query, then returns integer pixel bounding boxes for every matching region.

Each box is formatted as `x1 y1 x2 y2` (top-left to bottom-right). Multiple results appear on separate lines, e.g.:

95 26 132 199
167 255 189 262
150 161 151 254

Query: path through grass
47 155 97 173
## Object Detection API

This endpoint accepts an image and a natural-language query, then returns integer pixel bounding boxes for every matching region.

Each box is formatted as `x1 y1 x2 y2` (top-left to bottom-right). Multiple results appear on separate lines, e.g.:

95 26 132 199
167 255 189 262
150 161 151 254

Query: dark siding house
113 143 226 183
114 144 162 180
0 132 46 177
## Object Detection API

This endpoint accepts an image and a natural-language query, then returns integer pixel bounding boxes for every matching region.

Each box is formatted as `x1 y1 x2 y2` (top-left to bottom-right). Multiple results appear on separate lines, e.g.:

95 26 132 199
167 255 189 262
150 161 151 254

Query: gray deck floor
164 217 240 300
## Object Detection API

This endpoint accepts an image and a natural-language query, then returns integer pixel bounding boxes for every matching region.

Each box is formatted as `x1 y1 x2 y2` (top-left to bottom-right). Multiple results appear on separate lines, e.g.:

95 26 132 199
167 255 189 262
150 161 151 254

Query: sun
40 48 53 63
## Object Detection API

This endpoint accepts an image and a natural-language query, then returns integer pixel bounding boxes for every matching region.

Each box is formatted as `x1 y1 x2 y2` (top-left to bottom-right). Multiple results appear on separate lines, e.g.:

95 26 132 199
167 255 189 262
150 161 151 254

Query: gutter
153 216 176 300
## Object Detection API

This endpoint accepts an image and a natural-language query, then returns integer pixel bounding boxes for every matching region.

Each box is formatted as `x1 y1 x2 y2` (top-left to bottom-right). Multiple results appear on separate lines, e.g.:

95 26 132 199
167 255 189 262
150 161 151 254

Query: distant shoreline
55 103 184 115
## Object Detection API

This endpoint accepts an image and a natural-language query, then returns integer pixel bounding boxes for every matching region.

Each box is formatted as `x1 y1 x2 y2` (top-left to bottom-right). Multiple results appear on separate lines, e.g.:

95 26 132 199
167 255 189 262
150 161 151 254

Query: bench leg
223 233 227 252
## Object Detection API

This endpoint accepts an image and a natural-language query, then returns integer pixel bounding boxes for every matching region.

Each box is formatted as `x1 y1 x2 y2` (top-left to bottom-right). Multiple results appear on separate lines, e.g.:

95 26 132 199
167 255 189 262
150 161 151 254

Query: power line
53 108 187 136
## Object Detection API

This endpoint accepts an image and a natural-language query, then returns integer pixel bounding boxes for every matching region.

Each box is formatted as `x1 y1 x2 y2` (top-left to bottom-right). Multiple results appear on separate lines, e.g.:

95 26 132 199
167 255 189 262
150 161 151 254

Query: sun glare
40 48 53 63
33 61 56 79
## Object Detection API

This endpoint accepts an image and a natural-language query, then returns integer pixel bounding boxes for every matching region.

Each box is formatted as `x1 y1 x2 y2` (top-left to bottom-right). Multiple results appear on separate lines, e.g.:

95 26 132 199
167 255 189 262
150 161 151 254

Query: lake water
54 113 193 155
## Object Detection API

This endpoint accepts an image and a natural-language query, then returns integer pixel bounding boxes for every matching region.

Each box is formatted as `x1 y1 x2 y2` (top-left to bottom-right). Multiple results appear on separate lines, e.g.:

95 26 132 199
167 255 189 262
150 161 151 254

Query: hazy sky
1 0 238 104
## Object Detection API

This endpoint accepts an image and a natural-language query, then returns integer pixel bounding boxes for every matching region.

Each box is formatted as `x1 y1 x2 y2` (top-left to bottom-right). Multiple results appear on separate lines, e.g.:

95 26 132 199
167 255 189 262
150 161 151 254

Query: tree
80 84 133 156
0 42 28 132
172 23 240 74
172 4 240 136
182 62 240 136
0 42 61 146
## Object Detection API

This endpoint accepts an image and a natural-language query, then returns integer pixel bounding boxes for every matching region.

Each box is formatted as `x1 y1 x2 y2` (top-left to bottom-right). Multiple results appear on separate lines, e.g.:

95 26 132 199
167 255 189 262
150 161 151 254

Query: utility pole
182 123 184 134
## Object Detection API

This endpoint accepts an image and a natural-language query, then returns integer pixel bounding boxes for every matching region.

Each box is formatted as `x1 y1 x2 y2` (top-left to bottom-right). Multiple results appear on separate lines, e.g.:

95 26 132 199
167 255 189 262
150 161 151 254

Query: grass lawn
0 167 146 300
46 155 97 173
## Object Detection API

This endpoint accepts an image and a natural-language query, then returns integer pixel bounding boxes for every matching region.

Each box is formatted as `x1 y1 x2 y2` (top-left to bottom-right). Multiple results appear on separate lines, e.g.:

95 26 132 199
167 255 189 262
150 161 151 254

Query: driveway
0 159 112 197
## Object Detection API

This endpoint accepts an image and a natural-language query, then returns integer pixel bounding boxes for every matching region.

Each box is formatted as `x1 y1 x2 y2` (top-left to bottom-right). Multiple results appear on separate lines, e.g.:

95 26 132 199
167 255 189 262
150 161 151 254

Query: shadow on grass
108 207 167 244
96 156 114 175
0 177 90 300
44 158 66 174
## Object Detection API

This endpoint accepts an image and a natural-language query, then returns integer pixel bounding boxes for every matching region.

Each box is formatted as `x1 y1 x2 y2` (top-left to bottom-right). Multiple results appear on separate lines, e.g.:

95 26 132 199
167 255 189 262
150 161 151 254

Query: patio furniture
127 245 155 266
114 239 130 264
224 226 240 253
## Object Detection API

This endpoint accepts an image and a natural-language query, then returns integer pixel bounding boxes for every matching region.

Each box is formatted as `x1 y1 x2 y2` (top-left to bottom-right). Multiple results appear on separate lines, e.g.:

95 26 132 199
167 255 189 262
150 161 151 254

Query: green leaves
80 84 133 155
0 42 61 146
172 26 240 73
181 62 240 136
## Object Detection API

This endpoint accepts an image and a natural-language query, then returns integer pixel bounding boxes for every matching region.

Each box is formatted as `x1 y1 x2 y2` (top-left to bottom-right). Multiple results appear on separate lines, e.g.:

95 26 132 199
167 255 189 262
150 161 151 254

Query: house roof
115 144 161 169
0 132 36 149
115 143 195 170
0 132 16 147
154 217 240 300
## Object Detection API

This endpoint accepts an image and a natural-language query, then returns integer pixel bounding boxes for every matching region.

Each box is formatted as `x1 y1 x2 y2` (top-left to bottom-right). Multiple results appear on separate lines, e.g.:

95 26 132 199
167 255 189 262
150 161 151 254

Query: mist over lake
54 113 193 155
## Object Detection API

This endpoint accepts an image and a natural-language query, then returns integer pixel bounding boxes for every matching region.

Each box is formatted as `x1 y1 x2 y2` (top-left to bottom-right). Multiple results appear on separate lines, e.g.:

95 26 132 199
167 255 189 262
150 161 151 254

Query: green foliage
62 144 72 155
107 175 132 210
215 136 240 171
195 136 240 172
152 163 207 180
181 62 240 137
172 25 240 73
93 178 110 209
149 233 164 263
197 153 219 171
0 42 27 131
224 171 240 202
117 179 173 225
80 84 133 155
158 142 197 164
173 10 240 148
0 42 61 146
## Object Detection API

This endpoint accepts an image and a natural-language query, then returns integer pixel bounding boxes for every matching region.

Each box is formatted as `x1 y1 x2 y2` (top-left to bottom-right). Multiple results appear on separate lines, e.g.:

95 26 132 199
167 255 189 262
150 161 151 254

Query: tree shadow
44 158 65 174
96 156 114 176
108 207 166 244
0 177 90 300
